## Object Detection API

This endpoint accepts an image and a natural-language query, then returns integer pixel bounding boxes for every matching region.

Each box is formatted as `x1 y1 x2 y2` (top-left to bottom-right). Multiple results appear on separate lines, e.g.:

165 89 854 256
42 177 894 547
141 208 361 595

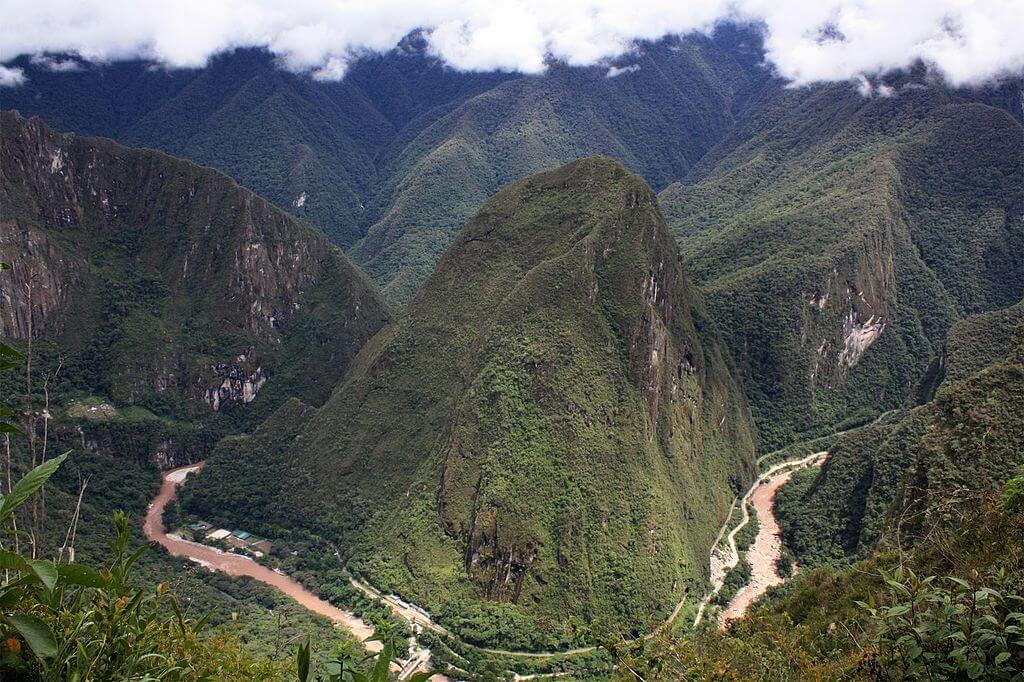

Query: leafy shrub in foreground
859 568 1024 680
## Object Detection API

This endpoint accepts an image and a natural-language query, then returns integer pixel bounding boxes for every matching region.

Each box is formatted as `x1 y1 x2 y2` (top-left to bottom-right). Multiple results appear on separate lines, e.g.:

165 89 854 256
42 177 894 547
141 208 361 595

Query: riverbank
143 463 380 649
145 447 825 672
695 451 828 627
721 466 798 624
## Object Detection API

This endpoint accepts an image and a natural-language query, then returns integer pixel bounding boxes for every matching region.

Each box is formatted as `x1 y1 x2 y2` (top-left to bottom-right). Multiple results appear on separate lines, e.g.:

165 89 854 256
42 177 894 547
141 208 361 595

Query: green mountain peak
187 157 757 646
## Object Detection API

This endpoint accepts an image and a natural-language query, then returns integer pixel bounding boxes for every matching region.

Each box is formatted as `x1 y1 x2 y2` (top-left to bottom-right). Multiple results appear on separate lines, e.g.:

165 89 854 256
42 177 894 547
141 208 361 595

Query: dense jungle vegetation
3 21 1023 680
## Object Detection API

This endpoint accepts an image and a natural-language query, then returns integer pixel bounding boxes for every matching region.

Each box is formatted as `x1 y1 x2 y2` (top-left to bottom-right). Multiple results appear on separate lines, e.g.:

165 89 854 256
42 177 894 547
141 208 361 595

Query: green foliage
777 315 1024 569
600 611 859 680
711 556 752 609
0 457 283 680
0 111 390 462
661 82 1024 450
0 454 68 524
0 342 21 436
296 625 436 682
859 568 1024 680
944 300 1024 384
734 514 759 554
188 158 757 648
1002 468 1024 516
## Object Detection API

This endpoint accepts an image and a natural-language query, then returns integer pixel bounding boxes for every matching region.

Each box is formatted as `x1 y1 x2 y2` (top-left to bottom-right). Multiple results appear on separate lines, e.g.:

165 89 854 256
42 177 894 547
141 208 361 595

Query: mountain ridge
659 81 1024 448
0 110 391 449
1 27 773 306
185 157 757 648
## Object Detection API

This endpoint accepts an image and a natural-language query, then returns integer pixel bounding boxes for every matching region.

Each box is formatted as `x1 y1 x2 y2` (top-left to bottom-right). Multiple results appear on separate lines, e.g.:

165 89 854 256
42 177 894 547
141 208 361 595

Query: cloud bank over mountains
2 0 1021 88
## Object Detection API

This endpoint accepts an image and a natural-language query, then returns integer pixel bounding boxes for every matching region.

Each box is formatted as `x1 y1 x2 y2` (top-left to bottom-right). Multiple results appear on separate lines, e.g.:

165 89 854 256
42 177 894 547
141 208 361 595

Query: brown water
720 467 798 624
143 463 380 650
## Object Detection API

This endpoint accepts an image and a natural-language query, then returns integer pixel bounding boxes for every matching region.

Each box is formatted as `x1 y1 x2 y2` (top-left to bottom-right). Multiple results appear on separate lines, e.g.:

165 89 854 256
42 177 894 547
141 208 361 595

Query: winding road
721 465 800 624
145 445 831 673
694 451 828 627
144 463 379 646
146 464 452 680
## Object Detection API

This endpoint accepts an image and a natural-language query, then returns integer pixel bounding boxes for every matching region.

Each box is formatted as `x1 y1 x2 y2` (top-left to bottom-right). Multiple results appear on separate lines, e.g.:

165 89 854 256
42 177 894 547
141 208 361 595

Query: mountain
776 299 1024 566
184 158 757 648
659 81 1024 448
348 29 769 304
0 42 513 249
2 27 771 305
624 344 1024 680
0 111 390 456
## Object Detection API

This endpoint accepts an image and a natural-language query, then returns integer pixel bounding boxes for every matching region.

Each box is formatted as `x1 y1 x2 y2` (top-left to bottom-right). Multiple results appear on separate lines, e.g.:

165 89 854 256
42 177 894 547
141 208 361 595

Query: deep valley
1 12 1023 681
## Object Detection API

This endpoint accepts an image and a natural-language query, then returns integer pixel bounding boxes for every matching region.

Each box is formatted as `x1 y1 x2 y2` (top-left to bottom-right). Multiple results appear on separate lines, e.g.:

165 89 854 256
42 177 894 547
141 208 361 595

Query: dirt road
720 466 797 624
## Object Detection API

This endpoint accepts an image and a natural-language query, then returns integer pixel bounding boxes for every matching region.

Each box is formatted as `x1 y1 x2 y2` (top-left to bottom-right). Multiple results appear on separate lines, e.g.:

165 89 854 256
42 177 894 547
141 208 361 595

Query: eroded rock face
802 231 896 389
0 111 390 420
204 356 269 411
465 508 539 603
0 222 76 338
839 312 886 369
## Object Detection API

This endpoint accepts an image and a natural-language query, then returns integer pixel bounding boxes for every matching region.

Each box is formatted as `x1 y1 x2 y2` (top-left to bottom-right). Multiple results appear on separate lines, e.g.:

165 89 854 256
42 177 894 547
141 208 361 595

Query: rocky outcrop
0 221 77 338
839 312 886 369
0 110 390 420
465 508 539 603
803 242 895 388
204 357 269 411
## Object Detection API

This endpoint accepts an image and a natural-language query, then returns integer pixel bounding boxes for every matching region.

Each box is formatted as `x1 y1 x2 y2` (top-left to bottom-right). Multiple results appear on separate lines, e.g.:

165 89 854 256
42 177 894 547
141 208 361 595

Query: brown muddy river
142 463 380 650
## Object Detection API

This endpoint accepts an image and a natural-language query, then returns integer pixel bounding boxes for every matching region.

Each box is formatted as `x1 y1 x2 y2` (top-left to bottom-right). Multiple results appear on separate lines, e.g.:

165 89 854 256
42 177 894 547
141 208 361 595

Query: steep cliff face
0 111 390 440
0 220 77 338
660 84 1023 447
188 158 756 643
777 301 1024 566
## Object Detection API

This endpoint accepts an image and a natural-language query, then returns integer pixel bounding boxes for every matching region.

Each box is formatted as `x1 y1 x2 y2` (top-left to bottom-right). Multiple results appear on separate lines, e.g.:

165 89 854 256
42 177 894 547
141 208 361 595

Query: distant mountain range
2 26 769 305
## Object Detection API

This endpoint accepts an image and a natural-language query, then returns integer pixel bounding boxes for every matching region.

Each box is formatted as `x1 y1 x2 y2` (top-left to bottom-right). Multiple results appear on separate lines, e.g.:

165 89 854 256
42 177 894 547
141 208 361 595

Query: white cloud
0 0 1021 88
0 65 25 86
312 56 346 82
606 64 640 78
30 54 82 71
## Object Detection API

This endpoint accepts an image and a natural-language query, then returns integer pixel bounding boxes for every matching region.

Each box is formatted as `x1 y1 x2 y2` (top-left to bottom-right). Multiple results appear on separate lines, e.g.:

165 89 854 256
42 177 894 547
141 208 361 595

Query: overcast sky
1 0 1022 88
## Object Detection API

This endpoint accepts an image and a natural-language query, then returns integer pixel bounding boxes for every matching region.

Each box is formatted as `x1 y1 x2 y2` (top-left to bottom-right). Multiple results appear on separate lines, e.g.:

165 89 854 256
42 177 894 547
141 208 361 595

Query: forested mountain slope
0 111 390 451
0 39 512 249
185 158 757 647
2 27 770 305
776 299 1024 566
660 83 1024 448
348 30 769 304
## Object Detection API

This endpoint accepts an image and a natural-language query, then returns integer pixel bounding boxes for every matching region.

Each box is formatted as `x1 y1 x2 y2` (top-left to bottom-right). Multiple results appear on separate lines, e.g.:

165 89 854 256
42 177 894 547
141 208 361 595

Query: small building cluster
187 520 272 556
